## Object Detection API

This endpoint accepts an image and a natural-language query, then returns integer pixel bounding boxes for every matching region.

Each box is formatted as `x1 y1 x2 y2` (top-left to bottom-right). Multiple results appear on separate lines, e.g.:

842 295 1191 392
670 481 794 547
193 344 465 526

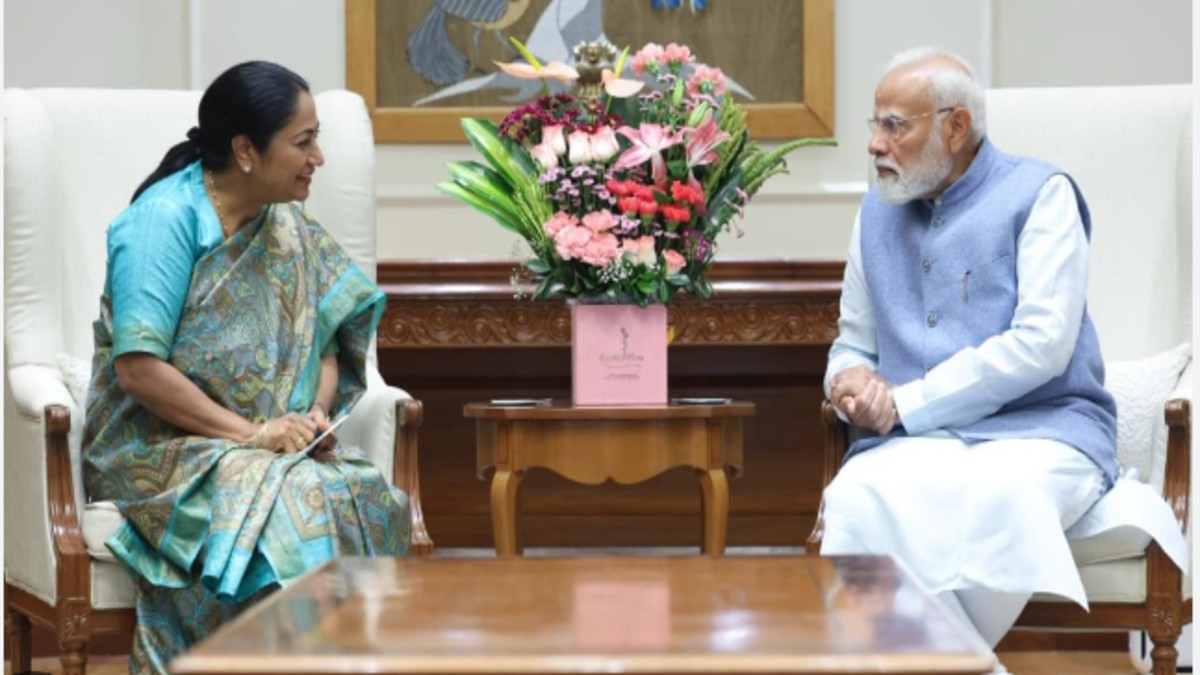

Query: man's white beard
875 132 953 204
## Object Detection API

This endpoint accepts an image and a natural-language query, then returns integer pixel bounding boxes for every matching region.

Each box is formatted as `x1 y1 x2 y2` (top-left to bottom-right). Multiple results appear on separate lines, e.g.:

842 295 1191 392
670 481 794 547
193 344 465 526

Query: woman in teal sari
82 61 409 673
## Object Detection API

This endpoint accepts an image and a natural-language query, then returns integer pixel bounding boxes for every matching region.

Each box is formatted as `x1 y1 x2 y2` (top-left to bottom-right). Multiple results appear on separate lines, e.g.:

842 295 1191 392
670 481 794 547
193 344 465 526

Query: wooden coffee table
172 555 994 674
466 401 755 556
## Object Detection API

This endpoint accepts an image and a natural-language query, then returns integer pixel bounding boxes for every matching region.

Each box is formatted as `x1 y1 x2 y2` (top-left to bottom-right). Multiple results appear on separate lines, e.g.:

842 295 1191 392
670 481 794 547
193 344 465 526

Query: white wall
5 0 188 89
5 0 1192 261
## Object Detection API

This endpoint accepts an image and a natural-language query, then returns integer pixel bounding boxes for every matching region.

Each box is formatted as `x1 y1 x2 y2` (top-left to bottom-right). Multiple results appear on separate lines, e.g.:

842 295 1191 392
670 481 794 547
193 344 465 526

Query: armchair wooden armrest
394 398 433 555
7 404 136 675
806 399 849 554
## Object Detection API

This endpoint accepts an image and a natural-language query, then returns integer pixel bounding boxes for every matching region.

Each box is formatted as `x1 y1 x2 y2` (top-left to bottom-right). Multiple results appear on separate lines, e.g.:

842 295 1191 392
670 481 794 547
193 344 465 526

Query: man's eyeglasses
867 107 956 139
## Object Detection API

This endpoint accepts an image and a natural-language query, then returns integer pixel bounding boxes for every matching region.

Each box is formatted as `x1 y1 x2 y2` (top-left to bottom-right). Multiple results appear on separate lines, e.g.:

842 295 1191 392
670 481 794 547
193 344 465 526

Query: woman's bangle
311 400 329 418
250 421 270 447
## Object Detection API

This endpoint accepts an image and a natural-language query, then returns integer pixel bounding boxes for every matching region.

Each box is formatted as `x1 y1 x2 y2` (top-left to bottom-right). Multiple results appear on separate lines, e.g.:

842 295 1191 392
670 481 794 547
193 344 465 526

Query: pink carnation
686 64 727 97
543 211 578 238
580 233 621 267
554 224 593 261
581 209 617 233
630 43 665 75
663 43 695 66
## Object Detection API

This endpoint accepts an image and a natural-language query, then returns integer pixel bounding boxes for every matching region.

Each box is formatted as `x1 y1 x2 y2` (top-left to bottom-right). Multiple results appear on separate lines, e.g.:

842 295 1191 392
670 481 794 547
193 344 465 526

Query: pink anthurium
494 60 580 84
602 68 645 98
613 124 684 186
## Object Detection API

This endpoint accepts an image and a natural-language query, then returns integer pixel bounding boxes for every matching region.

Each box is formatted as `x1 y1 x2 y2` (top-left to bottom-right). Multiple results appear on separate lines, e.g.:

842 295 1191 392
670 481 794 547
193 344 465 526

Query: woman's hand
305 404 338 461
248 412 319 454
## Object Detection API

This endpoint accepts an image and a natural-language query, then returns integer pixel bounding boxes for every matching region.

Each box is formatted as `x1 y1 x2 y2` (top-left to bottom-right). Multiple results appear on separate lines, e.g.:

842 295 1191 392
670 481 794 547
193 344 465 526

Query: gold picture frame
346 0 834 144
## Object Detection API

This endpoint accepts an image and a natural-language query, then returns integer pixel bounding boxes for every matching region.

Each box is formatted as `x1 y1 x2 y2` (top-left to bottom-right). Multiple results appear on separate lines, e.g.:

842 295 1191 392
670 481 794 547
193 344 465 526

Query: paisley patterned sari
83 199 409 673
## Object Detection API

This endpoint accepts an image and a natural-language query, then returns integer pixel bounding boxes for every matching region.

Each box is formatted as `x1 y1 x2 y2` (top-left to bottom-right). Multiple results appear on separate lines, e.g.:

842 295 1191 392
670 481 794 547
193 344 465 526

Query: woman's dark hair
131 61 310 202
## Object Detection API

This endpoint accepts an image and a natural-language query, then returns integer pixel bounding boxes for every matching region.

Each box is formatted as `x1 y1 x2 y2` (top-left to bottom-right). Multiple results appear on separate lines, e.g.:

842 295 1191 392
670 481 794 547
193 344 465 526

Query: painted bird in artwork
650 0 707 11
408 0 533 86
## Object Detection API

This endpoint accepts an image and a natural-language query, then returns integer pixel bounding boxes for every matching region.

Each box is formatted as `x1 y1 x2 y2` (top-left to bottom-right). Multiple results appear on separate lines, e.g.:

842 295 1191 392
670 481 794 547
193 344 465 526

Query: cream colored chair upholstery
811 84 1191 675
4 88 431 674
986 84 1191 675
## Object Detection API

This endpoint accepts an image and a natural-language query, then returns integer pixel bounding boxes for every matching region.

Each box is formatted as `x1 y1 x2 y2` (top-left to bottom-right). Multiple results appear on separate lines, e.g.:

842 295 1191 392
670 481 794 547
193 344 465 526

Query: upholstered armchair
4 88 432 675
809 84 1192 675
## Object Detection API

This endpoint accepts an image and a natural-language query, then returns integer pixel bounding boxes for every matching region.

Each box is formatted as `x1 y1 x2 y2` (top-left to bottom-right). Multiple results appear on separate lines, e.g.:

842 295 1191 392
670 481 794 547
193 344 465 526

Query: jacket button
921 258 932 273
927 313 938 328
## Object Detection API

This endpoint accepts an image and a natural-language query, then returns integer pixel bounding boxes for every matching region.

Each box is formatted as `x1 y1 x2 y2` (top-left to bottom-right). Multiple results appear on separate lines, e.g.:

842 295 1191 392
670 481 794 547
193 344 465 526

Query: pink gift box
571 303 667 406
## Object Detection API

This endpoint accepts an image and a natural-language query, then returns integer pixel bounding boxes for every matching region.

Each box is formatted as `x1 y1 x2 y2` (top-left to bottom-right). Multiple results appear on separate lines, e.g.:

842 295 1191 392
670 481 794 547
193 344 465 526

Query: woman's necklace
205 169 236 239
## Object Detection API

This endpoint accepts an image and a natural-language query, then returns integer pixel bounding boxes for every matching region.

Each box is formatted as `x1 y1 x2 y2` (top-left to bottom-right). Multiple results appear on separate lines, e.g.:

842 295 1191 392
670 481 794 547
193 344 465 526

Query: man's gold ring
294 435 304 446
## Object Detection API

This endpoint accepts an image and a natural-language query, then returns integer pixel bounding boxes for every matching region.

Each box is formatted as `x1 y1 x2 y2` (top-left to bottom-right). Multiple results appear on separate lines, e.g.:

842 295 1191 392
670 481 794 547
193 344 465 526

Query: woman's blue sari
83 181 409 673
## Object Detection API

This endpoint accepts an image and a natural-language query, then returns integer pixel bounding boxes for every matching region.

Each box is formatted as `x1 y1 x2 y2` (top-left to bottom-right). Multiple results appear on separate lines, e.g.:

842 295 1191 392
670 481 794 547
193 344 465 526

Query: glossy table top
463 400 756 420
172 555 993 674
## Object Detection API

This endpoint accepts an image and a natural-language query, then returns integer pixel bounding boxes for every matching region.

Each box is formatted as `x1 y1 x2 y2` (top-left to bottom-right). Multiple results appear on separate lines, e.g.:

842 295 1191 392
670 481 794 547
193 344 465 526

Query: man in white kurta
820 47 1122 666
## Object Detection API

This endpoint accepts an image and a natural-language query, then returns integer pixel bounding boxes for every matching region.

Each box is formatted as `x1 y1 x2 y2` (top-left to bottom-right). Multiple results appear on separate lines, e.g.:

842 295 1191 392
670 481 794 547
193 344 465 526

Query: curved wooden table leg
490 469 524 556
697 468 729 555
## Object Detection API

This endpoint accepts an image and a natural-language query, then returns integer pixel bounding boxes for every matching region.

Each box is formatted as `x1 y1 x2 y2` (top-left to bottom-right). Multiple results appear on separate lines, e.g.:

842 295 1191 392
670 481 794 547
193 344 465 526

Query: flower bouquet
438 40 835 308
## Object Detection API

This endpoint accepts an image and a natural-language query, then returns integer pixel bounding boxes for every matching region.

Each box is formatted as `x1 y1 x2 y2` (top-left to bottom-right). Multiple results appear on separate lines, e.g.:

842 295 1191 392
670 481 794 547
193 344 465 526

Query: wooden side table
465 401 755 556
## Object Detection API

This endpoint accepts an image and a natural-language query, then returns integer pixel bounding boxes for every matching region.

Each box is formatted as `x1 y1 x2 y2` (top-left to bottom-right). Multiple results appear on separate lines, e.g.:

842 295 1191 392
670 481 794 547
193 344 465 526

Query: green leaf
524 258 551 275
446 161 519 215
666 159 688 179
533 274 556 299
461 118 534 188
437 181 524 234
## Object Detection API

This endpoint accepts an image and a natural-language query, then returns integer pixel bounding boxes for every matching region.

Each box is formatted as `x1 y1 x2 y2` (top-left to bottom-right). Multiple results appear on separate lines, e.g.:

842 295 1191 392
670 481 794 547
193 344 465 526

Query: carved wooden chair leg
1147 597 1182 675
58 638 89 675
5 605 33 673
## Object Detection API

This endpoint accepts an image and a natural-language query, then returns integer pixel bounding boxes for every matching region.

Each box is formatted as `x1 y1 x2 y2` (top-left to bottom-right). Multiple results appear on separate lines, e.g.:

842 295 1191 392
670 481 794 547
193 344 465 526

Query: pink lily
684 114 730 168
613 123 684 186
494 60 580 84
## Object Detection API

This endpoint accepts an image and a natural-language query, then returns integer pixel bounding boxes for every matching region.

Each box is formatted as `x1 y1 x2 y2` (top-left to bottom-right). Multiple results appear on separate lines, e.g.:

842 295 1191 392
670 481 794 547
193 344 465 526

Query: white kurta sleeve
825 209 879 401
892 175 1090 434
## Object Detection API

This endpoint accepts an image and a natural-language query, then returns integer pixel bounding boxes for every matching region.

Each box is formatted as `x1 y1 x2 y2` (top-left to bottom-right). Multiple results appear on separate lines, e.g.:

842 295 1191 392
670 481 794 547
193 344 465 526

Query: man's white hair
883 47 986 144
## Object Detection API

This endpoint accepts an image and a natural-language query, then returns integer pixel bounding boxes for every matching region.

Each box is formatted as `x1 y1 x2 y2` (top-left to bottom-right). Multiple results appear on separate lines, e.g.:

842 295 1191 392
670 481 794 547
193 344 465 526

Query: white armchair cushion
1068 525 1151 567
1035 557 1149 604
83 501 123 563
1105 342 1191 490
1058 345 1191 569
55 352 91 408
92 560 136 610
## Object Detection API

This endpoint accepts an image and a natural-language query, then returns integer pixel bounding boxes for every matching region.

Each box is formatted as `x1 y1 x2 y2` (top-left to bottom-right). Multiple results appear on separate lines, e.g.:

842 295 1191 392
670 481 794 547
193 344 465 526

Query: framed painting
346 0 833 143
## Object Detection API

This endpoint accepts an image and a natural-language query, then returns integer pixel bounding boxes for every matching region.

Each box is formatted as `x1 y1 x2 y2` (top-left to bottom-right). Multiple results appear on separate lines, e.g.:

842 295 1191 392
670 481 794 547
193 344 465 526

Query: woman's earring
242 164 251 174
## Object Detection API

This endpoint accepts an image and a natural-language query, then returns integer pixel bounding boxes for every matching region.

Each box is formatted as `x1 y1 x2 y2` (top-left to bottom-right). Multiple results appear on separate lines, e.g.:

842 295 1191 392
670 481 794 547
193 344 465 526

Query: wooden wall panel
377 259 842 549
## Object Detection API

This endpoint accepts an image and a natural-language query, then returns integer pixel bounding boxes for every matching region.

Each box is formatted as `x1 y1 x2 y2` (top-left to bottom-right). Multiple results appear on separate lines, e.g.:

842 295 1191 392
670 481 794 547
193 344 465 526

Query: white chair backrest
984 85 1192 361
4 88 378 371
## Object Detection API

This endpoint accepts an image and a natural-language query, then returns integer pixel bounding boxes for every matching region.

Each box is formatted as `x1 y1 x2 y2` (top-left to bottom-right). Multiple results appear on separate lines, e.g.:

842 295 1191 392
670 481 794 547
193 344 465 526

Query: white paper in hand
302 414 349 455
